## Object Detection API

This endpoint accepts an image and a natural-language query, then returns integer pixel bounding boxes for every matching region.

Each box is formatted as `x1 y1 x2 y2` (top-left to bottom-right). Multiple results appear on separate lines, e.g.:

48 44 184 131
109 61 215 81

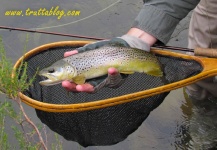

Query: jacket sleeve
132 0 199 44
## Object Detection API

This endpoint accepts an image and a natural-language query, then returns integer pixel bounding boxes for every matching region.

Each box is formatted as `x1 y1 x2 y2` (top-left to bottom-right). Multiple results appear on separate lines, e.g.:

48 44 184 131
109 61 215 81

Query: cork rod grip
194 47 217 58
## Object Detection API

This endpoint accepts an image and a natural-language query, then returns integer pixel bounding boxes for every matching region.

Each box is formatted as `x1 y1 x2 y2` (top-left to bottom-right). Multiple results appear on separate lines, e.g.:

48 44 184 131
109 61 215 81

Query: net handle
194 47 217 58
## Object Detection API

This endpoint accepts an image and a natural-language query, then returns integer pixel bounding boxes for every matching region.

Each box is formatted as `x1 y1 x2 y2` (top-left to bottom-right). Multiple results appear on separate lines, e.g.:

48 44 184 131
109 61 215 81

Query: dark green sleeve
132 0 200 44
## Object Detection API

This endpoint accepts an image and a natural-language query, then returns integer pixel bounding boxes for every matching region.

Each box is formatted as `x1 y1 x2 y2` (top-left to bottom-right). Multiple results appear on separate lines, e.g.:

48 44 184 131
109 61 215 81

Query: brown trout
39 45 163 86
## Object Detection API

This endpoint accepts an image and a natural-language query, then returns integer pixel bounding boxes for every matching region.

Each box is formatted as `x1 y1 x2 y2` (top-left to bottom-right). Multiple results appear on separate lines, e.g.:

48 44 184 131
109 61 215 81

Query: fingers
62 80 94 93
76 84 94 93
106 67 125 88
62 67 120 93
64 50 78 57
62 80 77 92
108 67 119 75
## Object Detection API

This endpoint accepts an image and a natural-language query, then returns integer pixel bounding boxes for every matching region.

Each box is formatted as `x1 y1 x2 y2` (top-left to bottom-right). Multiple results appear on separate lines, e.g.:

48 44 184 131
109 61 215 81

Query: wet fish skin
39 45 163 86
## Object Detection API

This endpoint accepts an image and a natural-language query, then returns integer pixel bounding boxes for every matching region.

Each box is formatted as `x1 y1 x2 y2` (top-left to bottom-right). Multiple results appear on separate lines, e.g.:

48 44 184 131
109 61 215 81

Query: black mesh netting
21 45 202 147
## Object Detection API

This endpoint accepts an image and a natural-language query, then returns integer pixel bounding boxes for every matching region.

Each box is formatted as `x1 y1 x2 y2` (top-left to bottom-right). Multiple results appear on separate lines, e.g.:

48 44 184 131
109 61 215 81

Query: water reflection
187 96 217 149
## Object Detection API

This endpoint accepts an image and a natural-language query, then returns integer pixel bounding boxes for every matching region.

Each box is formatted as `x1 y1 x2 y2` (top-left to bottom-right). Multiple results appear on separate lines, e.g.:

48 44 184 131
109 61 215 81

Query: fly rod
0 25 105 40
0 25 211 54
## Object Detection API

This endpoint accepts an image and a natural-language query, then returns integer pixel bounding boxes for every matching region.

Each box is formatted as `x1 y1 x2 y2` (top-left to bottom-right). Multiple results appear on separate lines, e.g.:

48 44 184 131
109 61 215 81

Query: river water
0 0 216 149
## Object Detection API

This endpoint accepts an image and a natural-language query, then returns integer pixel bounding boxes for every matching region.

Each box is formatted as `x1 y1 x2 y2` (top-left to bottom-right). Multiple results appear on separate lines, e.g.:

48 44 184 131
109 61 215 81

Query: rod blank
0 25 105 40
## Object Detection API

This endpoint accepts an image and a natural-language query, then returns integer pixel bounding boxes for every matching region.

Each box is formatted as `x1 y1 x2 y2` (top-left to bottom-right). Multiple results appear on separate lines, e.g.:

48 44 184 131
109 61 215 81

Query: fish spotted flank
39 44 163 86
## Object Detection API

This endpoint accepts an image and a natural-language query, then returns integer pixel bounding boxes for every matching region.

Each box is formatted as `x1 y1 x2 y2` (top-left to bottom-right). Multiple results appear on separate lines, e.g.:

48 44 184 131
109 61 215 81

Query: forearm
131 0 199 44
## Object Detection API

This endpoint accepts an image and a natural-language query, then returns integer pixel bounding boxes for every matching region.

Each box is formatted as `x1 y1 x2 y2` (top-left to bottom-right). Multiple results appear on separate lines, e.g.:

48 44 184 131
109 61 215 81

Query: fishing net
16 41 203 147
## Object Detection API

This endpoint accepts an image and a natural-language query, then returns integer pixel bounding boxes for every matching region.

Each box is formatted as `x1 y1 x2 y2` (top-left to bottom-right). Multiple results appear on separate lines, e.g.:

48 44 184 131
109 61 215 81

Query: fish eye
48 68 55 73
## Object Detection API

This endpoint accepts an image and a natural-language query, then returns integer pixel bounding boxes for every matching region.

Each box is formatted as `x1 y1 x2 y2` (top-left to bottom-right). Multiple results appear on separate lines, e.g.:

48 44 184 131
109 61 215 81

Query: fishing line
0 0 121 30
0 0 120 31
0 0 120 51
31 0 121 30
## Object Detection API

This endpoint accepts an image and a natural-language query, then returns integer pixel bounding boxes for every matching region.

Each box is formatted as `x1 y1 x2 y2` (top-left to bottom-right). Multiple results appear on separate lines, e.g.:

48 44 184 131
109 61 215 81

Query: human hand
62 34 150 93
62 66 122 93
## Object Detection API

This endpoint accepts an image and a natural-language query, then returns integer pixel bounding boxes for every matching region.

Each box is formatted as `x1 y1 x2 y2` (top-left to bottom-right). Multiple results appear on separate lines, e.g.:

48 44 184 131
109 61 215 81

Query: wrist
120 34 150 52
126 28 157 46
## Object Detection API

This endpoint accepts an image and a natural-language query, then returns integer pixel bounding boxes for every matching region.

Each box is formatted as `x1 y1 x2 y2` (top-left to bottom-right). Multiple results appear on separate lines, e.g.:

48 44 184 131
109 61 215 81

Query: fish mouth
39 74 62 86
39 78 62 86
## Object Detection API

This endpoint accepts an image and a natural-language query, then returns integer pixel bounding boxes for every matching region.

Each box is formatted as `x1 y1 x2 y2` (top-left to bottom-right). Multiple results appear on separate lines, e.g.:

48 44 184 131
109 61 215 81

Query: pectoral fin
72 75 86 84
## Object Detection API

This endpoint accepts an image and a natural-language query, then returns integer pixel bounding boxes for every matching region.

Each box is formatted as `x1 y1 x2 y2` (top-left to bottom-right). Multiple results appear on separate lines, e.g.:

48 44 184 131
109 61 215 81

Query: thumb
64 50 78 57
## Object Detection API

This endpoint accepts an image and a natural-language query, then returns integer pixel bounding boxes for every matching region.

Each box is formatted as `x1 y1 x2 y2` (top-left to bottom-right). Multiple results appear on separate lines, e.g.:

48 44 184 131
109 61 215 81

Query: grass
0 36 63 150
